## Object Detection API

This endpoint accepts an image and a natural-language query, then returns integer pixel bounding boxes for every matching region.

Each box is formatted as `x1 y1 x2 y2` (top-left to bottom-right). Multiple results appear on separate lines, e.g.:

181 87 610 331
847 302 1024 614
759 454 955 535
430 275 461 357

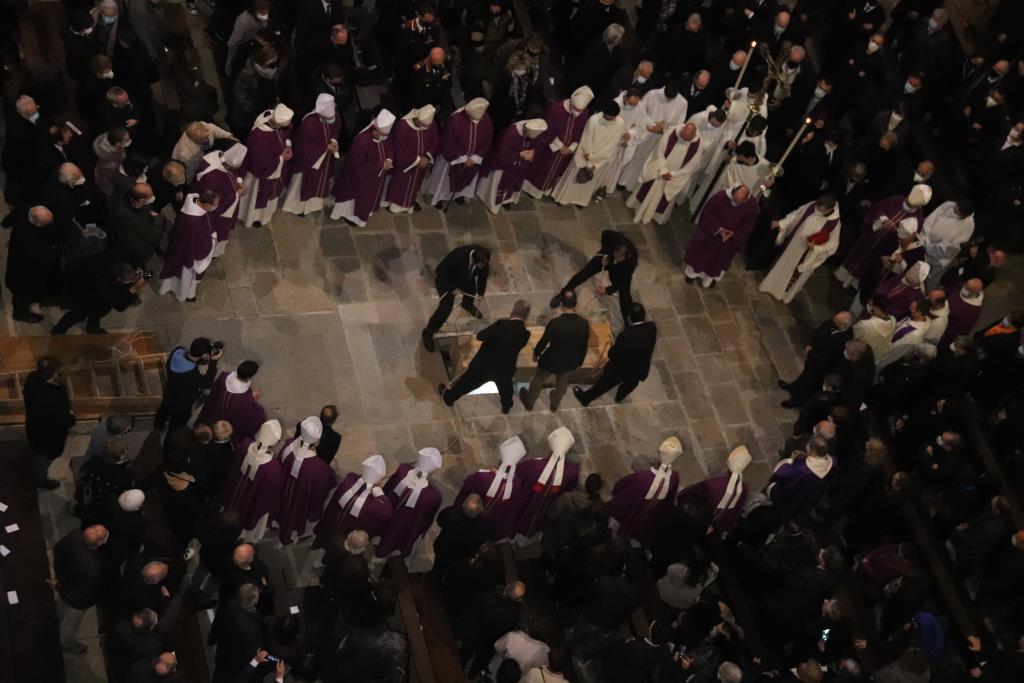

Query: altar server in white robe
854 298 897 357
551 101 626 207
688 89 759 209
759 196 841 303
618 83 688 192
922 200 975 290
675 106 727 206
599 89 649 194
626 122 703 225
706 140 773 201
876 288 934 370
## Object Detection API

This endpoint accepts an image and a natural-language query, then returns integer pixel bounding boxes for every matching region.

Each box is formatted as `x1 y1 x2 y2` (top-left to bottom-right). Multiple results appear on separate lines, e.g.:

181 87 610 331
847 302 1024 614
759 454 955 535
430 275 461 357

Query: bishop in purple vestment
870 256 929 320
426 98 494 205
158 191 219 303
835 184 931 289
221 420 285 541
476 119 548 213
376 447 444 558
514 427 580 539
384 105 440 213
238 103 294 228
523 87 594 198
197 362 267 444
281 94 342 216
454 435 527 541
940 279 985 346
277 417 338 545
194 143 247 255
678 445 751 536
767 442 836 524
313 455 394 549
607 437 683 547
330 109 397 227
684 185 759 288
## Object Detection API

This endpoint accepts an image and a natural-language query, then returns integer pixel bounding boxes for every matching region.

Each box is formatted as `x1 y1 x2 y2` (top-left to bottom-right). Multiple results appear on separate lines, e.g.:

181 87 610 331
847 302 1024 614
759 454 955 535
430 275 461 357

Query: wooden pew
387 558 437 683
402 562 470 683
0 443 65 683
706 536 773 664
961 402 1024 530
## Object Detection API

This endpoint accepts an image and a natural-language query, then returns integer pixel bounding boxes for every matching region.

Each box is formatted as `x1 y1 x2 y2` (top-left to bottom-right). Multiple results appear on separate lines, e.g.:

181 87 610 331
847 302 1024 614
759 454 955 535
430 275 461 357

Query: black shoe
684 276 696 285
413 202 423 212
462 303 483 319
13 312 44 323
777 380 791 391
37 478 60 490
708 280 716 289
455 197 466 205
434 202 445 210
518 388 533 411
780 399 798 408
572 386 591 407
252 221 263 228
437 384 447 399
186 297 197 303
421 331 436 353
549 294 563 308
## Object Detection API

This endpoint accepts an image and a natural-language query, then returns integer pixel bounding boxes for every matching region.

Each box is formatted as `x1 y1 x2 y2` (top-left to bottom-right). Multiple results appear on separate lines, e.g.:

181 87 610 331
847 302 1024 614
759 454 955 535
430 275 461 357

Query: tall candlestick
735 40 756 89
777 117 812 168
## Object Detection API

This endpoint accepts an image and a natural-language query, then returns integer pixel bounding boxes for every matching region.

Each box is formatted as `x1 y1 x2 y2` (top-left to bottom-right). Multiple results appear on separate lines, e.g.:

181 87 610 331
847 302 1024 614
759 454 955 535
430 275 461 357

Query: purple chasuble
440 111 494 193
332 128 395 221
385 119 440 208
483 124 537 203
678 475 747 535
221 438 287 531
841 196 922 280
607 469 679 547
684 190 759 278
525 101 586 193
277 439 338 545
194 160 240 242
940 286 983 346
313 473 395 549
872 274 923 321
375 463 443 558
293 113 342 201
514 457 580 537
158 203 215 279
769 458 835 523
243 125 293 209
196 372 267 444
454 469 524 540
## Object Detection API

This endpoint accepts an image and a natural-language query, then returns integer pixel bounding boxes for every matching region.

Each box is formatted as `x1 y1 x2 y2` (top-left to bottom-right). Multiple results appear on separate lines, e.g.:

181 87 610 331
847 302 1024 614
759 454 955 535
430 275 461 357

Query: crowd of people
5 0 1024 682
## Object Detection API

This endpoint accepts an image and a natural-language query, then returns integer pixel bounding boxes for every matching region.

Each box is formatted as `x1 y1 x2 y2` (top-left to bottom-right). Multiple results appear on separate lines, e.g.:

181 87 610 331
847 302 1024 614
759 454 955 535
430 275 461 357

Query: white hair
603 23 625 46
14 95 35 116
718 662 743 683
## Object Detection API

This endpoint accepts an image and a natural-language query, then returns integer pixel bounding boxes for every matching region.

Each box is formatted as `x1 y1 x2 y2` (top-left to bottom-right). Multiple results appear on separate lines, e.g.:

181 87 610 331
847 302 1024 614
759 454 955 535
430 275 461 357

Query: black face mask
786 59 799 69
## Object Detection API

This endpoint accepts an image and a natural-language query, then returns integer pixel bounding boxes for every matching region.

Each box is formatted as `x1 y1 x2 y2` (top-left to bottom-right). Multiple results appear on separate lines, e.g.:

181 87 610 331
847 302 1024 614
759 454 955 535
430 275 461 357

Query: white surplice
597 92 651 193
618 88 688 191
759 202 841 303
626 129 703 224
551 113 625 207
922 201 975 289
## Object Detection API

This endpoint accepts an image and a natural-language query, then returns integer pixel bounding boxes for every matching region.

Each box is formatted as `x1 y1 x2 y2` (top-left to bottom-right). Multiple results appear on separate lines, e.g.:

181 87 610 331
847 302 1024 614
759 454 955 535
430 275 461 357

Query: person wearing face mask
376 446 444 558
277 417 337 545
962 87 1010 147
597 88 649 195
465 0 515 85
856 222 927 316
407 46 453 112
1 95 46 204
618 82 687 193
601 60 655 104
836 183 931 289
302 23 357 84
39 163 102 247
5 206 63 325
146 160 188 214
229 45 284 135
552 100 626 207
477 118 548 213
158 190 221 303
521 87 598 199
77 54 120 123
62 10 101 83
685 184 761 288
190 143 245 254
876 298 932 371
314 454 395 548
282 94 343 216
427 97 494 207
899 7 951 77
760 195 842 303
226 0 274 76
51 525 110 652
109 182 164 268
488 50 540 131
332 108 397 225
384 105 440 214
394 7 440 83
109 155 150 210
854 296 897 356
294 0 346 51
870 260 932 326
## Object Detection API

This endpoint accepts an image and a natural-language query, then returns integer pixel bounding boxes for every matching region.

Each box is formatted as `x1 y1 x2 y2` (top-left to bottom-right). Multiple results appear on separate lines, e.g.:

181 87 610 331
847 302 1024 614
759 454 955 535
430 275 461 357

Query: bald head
58 163 84 186
963 278 984 296
504 580 527 601
429 47 446 65
232 543 255 569
845 340 867 361
15 95 38 118
732 50 747 67
154 652 178 676
142 561 168 584
345 529 369 554
463 493 483 518
990 250 1007 268
916 160 935 180
130 183 154 208
789 45 806 63
833 311 853 330
636 60 653 79
28 206 54 227
83 525 109 548
679 123 697 141
814 420 836 440
730 185 751 203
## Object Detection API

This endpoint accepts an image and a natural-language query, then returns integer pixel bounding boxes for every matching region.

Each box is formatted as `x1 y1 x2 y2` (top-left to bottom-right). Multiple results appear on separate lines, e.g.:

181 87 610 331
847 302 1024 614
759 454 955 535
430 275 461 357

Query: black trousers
423 289 478 337
11 293 35 317
52 307 106 334
561 256 632 321
787 356 831 404
579 363 640 403
154 398 192 432
442 367 515 412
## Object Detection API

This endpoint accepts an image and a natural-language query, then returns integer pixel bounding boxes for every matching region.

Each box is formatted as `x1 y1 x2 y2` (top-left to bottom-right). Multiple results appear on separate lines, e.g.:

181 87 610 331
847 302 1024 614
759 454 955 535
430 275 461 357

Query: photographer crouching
51 251 149 335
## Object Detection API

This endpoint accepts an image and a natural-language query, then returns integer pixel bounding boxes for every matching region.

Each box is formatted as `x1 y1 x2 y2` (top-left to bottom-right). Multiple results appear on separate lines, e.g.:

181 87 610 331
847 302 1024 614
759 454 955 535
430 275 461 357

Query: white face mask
255 64 277 78
889 113 903 125
1003 316 1013 327
904 81 918 93
99 70 115 80
843 350 852 361
814 86 827 98
512 68 527 76
27 112 40 123
256 13 269 21
866 41 880 54
122 138 132 147
73 177 86 187
102 14 117 24
913 172 924 182
635 74 647 84
985 96 998 108
927 19 940 33
960 287 976 299
80 27 94 36
729 61 740 71
1018 345 1024 357
935 435 945 447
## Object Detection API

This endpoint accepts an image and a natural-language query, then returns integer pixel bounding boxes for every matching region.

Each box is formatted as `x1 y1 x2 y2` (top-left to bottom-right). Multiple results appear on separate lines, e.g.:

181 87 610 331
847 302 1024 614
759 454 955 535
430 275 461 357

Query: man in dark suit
573 303 657 405
23 355 76 488
293 0 346 50
552 230 638 322
108 608 164 683
600 60 656 104
422 245 491 352
778 311 854 406
52 525 110 653
2 95 46 206
432 494 492 581
520 290 591 411
680 70 714 115
308 404 341 464
209 584 264 683
439 300 531 413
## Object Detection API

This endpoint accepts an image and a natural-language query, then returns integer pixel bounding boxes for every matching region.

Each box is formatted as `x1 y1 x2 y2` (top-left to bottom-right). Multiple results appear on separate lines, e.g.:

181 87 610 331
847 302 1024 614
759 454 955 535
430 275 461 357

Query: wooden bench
961 402 1024 531
386 558 436 683
405 565 470 683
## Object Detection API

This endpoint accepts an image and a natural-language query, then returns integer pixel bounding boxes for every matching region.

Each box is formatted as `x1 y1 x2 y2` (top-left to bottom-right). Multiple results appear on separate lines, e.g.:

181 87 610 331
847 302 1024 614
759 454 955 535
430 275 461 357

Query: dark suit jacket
535 313 591 374
600 64 657 104
469 318 530 378
806 319 852 367
294 0 346 48
209 600 264 683
54 532 107 609
598 230 638 295
680 76 715 114
435 245 490 296
608 321 658 382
